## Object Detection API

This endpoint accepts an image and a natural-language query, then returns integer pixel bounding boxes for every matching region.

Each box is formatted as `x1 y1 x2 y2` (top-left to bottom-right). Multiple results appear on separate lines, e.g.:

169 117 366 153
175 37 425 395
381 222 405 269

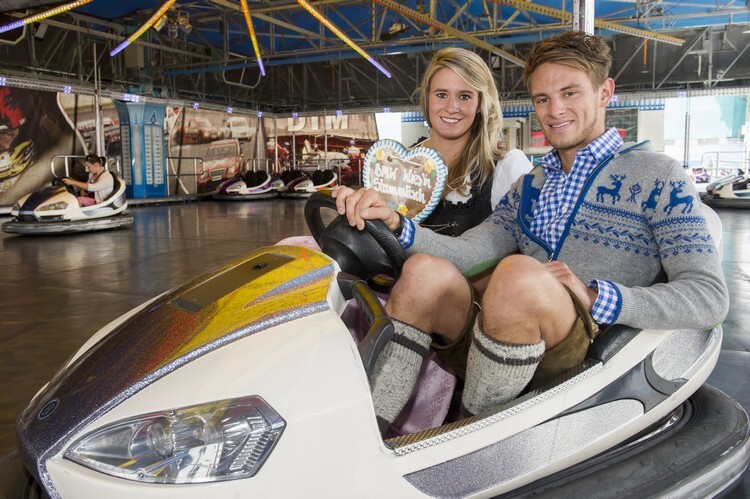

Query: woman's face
427 67 480 143
85 160 102 173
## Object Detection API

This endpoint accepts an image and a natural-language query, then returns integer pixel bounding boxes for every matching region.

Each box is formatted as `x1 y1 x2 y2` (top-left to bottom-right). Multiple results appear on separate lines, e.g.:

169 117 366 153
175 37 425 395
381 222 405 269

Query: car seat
281 169 304 184
311 169 335 186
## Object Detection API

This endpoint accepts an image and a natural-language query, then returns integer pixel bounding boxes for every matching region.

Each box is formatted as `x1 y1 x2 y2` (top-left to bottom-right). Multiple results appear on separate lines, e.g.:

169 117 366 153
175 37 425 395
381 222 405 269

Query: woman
336 47 531 237
332 48 531 434
62 154 114 207
414 47 531 236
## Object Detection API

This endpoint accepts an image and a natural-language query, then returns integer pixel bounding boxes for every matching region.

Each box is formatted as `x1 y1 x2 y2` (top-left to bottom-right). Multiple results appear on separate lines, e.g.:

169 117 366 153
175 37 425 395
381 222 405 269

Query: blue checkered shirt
532 128 623 324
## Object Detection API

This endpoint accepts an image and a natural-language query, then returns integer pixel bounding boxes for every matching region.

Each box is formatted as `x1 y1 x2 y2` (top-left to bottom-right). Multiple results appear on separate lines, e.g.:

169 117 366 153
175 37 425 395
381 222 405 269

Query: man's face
529 62 613 157
0 128 19 151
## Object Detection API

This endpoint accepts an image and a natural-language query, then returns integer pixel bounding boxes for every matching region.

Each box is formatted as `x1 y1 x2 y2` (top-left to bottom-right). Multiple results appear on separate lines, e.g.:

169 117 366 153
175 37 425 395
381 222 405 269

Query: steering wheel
52 177 76 195
304 190 406 280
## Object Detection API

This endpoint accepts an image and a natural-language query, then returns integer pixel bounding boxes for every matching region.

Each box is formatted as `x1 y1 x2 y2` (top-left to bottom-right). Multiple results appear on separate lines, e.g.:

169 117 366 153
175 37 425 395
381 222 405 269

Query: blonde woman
331 47 531 433
413 47 531 236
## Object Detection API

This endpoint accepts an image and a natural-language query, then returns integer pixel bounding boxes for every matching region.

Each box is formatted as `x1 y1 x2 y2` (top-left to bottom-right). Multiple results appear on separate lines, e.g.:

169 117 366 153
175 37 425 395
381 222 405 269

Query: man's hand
331 186 401 231
544 260 598 311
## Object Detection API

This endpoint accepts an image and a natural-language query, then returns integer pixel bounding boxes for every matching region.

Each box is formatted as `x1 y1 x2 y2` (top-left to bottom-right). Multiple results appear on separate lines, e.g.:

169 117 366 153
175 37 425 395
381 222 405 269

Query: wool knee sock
370 319 432 432
461 313 546 417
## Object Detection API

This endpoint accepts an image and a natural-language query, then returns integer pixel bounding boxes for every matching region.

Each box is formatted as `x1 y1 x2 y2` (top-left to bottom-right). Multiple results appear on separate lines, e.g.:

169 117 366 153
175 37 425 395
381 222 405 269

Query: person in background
341 139 362 186
345 139 361 166
333 32 728 433
62 154 113 207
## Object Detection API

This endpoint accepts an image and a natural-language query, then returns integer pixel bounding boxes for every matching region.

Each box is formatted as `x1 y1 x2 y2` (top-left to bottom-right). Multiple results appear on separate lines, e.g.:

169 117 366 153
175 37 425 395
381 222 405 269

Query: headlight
65 396 285 484
39 201 69 211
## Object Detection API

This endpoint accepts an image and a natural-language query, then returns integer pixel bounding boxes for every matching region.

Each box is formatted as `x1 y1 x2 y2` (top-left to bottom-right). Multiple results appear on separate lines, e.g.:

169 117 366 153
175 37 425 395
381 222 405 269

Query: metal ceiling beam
40 17 212 60
613 39 647 81
0 0 60 13
657 30 705 88
372 0 526 66
329 4 369 41
494 0 686 45
711 37 750 86
210 0 352 16
445 2 472 30
252 13 327 43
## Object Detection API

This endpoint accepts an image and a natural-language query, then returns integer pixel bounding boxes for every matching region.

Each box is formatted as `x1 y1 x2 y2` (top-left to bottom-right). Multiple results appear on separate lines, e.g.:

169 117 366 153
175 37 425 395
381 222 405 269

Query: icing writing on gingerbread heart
362 139 447 223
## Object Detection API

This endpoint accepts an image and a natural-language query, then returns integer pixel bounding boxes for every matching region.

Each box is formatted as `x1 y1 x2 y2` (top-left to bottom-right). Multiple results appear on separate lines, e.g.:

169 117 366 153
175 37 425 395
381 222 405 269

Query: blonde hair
417 47 504 194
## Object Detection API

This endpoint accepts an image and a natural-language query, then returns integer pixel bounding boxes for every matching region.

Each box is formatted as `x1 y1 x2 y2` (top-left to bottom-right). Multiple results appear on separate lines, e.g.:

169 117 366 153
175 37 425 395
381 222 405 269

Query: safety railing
699 150 747 182
244 157 276 173
165 156 203 196
50 154 121 178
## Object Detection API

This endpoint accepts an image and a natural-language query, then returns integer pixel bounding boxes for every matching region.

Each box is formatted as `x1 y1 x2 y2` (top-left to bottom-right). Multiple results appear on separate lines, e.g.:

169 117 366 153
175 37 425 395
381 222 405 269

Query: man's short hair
523 31 612 92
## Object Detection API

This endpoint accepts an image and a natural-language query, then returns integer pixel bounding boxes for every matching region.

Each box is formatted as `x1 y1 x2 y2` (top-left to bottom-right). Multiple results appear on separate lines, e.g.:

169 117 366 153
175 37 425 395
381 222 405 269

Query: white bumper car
701 171 750 208
2 192 748 498
278 169 337 199
213 170 281 201
2 172 133 235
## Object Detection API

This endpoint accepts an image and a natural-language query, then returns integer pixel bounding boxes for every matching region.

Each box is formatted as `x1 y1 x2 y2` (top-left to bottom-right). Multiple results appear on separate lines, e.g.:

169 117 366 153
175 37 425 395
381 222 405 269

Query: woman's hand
331 186 401 231
61 177 82 189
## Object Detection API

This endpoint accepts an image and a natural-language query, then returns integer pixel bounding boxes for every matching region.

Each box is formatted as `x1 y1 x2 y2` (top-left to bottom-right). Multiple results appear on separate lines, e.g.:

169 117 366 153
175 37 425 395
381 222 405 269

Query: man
332 31 728 432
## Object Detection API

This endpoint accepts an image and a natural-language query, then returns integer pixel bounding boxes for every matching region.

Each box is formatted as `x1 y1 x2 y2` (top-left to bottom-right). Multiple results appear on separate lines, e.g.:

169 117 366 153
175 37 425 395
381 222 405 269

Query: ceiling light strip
372 0 525 67
239 0 266 76
110 0 177 56
494 0 685 46
0 0 93 34
295 0 392 78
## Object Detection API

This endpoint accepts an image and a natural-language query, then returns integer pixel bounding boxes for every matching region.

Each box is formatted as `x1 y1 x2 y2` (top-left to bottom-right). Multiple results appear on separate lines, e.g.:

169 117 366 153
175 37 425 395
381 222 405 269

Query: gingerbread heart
362 139 447 223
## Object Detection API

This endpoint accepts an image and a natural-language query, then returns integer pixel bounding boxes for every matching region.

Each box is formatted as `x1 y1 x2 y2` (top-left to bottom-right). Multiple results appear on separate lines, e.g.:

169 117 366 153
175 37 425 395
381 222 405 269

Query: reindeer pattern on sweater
408 141 728 331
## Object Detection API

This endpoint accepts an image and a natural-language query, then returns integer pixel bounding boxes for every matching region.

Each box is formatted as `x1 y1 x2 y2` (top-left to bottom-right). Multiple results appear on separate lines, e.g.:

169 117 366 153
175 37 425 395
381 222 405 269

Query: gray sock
370 319 432 432
461 313 546 417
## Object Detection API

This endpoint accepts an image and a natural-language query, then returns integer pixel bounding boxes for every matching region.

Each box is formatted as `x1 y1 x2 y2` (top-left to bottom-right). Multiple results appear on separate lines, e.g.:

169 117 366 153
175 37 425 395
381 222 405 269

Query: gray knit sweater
408 141 729 330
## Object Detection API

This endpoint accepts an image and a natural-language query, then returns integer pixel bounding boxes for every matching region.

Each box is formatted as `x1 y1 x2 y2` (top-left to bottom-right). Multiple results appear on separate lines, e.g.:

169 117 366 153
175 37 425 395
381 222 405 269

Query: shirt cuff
398 217 415 249
589 279 619 324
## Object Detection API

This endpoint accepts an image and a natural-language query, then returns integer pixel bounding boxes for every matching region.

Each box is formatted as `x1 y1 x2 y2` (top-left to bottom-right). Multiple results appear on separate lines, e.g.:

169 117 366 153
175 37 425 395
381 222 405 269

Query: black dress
419 178 493 237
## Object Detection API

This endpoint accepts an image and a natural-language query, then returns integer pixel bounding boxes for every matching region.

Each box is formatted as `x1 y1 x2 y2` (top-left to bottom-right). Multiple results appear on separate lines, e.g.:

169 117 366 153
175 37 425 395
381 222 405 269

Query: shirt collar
541 127 624 175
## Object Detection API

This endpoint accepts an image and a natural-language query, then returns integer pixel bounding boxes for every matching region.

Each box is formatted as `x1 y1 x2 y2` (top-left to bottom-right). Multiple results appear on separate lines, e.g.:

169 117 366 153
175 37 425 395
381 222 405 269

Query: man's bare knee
480 255 578 347
484 255 549 311
482 255 563 345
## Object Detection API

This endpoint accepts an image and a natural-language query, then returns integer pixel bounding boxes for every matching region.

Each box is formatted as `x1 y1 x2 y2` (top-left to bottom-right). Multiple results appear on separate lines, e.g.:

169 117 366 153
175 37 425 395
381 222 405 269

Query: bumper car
213 170 281 201
2 192 748 498
2 171 133 235
278 169 337 199
700 171 750 208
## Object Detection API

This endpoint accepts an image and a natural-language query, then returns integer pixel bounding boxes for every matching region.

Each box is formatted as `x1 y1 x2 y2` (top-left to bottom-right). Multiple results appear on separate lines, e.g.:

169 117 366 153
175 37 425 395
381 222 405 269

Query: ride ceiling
0 0 749 113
